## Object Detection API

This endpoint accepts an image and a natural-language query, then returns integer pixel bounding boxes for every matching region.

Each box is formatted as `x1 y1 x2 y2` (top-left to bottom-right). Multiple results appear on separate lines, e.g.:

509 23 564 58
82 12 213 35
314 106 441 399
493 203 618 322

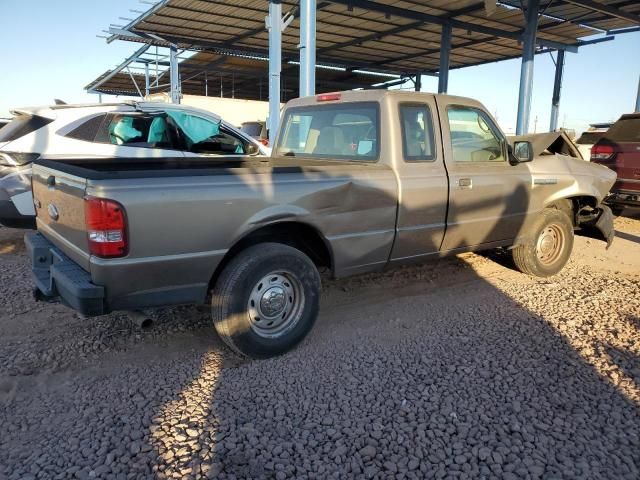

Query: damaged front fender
578 204 615 249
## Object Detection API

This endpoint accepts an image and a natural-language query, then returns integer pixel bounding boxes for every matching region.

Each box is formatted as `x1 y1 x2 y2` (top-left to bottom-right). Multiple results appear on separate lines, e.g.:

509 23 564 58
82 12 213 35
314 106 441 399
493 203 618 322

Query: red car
591 113 640 215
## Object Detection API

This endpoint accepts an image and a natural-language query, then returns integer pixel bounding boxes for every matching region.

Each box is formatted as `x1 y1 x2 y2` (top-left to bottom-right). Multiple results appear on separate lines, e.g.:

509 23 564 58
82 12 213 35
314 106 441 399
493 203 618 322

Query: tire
511 209 574 277
211 243 321 358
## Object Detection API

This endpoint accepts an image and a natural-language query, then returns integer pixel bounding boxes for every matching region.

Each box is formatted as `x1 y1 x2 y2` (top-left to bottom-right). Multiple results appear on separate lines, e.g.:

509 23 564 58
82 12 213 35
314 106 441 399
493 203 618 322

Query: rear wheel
211 243 321 358
512 209 574 277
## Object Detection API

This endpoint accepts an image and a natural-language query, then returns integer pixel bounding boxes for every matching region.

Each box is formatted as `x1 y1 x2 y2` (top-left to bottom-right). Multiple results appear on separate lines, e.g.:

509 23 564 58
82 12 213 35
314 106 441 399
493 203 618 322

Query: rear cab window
0 114 53 143
276 102 379 161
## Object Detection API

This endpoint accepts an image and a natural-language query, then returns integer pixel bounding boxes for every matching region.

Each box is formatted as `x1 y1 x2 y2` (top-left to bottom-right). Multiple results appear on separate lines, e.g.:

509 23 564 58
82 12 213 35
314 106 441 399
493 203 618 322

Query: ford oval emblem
47 203 60 221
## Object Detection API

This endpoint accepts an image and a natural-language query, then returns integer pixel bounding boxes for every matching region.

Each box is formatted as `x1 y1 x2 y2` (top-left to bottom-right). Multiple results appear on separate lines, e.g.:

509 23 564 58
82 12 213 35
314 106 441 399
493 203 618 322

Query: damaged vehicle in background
26 90 616 359
0 102 267 228
591 113 640 215
574 122 613 161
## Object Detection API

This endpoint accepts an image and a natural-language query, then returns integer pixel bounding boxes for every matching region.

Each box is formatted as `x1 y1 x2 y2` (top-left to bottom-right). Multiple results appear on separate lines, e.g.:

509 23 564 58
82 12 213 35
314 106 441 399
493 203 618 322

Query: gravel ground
0 213 639 480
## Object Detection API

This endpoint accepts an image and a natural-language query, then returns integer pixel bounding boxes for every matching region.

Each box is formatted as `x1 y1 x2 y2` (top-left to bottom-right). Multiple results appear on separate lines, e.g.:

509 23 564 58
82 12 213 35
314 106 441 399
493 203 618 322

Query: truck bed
34 156 387 180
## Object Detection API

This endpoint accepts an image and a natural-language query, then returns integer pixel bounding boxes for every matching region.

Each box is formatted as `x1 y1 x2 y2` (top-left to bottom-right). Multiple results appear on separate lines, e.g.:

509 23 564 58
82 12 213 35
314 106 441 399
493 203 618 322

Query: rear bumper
25 232 106 316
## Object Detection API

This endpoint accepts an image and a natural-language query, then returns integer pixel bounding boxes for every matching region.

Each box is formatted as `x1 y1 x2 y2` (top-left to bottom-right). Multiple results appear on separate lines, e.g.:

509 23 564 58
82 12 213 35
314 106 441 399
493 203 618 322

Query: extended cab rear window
603 116 640 143
0 114 53 142
276 102 379 161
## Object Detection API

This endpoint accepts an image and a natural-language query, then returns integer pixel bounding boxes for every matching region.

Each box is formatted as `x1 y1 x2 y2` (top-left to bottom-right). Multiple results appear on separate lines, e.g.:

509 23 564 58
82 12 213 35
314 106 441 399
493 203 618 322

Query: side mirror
512 141 533 163
246 143 260 156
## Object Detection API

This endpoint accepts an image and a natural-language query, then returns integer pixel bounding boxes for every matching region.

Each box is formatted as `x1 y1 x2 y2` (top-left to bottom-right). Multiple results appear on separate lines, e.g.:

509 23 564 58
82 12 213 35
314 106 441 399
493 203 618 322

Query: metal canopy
106 0 640 76
86 50 398 100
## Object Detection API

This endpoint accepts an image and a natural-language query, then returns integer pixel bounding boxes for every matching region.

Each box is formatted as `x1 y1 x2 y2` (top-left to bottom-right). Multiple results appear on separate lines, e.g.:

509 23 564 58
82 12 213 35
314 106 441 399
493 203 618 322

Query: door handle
458 178 472 188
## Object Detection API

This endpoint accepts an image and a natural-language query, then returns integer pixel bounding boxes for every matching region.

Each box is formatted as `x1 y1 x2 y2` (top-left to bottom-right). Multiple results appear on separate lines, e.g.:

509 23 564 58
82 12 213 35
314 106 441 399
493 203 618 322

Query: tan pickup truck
26 90 616 358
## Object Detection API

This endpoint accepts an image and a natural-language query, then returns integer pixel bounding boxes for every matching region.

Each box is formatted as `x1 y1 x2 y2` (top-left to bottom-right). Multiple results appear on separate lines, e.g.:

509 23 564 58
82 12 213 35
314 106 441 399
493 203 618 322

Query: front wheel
511 209 574 277
211 243 321 358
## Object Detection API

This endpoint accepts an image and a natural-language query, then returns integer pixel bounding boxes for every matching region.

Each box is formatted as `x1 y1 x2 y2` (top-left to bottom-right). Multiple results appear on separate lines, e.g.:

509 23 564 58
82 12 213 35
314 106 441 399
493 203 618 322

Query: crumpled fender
579 204 615 249
594 204 615 249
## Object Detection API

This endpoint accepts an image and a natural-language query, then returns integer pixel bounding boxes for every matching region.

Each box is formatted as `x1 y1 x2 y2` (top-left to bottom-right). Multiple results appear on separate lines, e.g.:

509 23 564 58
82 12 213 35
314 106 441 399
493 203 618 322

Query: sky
0 0 638 136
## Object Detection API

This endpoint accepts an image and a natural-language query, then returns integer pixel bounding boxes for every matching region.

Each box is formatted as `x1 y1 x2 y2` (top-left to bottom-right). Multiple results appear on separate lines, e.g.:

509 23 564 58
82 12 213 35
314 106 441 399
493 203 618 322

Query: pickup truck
26 90 616 358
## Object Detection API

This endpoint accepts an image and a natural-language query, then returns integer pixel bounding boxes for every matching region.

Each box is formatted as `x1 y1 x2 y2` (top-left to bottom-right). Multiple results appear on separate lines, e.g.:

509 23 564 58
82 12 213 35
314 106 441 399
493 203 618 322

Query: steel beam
86 44 149 92
562 0 640 25
144 63 150 96
169 45 180 103
299 0 317 97
326 0 578 51
516 0 540 135
438 24 452 94
549 49 565 132
268 1 283 144
414 74 422 92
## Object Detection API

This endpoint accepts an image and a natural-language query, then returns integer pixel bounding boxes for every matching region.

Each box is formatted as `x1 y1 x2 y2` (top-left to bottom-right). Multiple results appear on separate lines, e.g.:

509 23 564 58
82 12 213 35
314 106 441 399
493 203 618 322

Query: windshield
0 114 53 143
276 102 379 161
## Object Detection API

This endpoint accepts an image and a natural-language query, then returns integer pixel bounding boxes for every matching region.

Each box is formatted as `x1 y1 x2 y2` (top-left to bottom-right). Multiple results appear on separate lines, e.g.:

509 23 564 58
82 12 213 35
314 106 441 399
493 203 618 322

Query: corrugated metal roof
107 0 640 76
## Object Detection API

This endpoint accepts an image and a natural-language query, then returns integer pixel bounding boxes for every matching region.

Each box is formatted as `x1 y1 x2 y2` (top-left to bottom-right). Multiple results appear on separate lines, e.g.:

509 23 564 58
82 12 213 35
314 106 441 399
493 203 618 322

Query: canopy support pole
549 49 565 132
516 0 540 134
144 63 150 97
299 0 317 97
415 74 422 92
268 1 283 144
169 45 180 104
438 24 451 94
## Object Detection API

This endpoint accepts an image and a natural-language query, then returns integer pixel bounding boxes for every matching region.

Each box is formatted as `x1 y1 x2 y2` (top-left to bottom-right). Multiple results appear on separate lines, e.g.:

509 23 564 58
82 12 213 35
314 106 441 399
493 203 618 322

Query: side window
65 114 109 142
166 112 244 154
92 113 178 150
400 104 436 161
447 107 505 163
190 129 247 155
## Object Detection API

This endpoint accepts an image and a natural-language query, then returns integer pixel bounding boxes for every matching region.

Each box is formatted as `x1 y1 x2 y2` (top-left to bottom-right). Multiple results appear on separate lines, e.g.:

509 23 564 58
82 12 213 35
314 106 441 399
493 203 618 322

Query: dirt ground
0 212 639 480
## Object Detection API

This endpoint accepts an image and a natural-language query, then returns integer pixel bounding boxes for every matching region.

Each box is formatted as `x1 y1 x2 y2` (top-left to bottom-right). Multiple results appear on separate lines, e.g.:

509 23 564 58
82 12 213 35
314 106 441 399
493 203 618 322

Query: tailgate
32 163 90 270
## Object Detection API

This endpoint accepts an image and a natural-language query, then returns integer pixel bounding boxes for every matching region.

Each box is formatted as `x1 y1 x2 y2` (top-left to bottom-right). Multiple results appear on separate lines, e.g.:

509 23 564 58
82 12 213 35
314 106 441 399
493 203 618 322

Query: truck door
435 99 532 250
389 99 449 263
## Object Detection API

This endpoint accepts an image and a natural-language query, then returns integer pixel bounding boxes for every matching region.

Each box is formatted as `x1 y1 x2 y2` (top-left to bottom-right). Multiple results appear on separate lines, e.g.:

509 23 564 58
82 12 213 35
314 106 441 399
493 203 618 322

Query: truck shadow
132 178 639 478
137 255 639 479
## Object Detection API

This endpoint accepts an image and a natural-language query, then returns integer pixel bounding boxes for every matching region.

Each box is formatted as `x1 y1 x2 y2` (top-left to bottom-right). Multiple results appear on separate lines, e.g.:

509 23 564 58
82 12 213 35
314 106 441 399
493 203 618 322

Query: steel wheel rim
536 224 565 266
247 271 305 338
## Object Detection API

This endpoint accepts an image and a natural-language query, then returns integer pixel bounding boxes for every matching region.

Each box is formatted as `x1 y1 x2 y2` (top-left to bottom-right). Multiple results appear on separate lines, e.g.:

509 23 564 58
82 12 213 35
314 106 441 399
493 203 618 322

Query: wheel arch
546 195 599 226
209 221 334 290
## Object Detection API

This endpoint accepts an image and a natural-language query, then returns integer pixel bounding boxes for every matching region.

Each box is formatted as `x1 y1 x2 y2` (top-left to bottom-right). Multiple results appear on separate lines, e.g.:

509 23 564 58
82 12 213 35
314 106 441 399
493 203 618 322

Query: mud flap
580 205 615 249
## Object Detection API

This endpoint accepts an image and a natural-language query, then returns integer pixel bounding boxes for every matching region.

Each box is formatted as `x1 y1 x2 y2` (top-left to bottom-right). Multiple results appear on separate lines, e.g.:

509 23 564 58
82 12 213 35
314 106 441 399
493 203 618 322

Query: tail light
591 144 615 162
259 138 269 146
84 196 128 258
